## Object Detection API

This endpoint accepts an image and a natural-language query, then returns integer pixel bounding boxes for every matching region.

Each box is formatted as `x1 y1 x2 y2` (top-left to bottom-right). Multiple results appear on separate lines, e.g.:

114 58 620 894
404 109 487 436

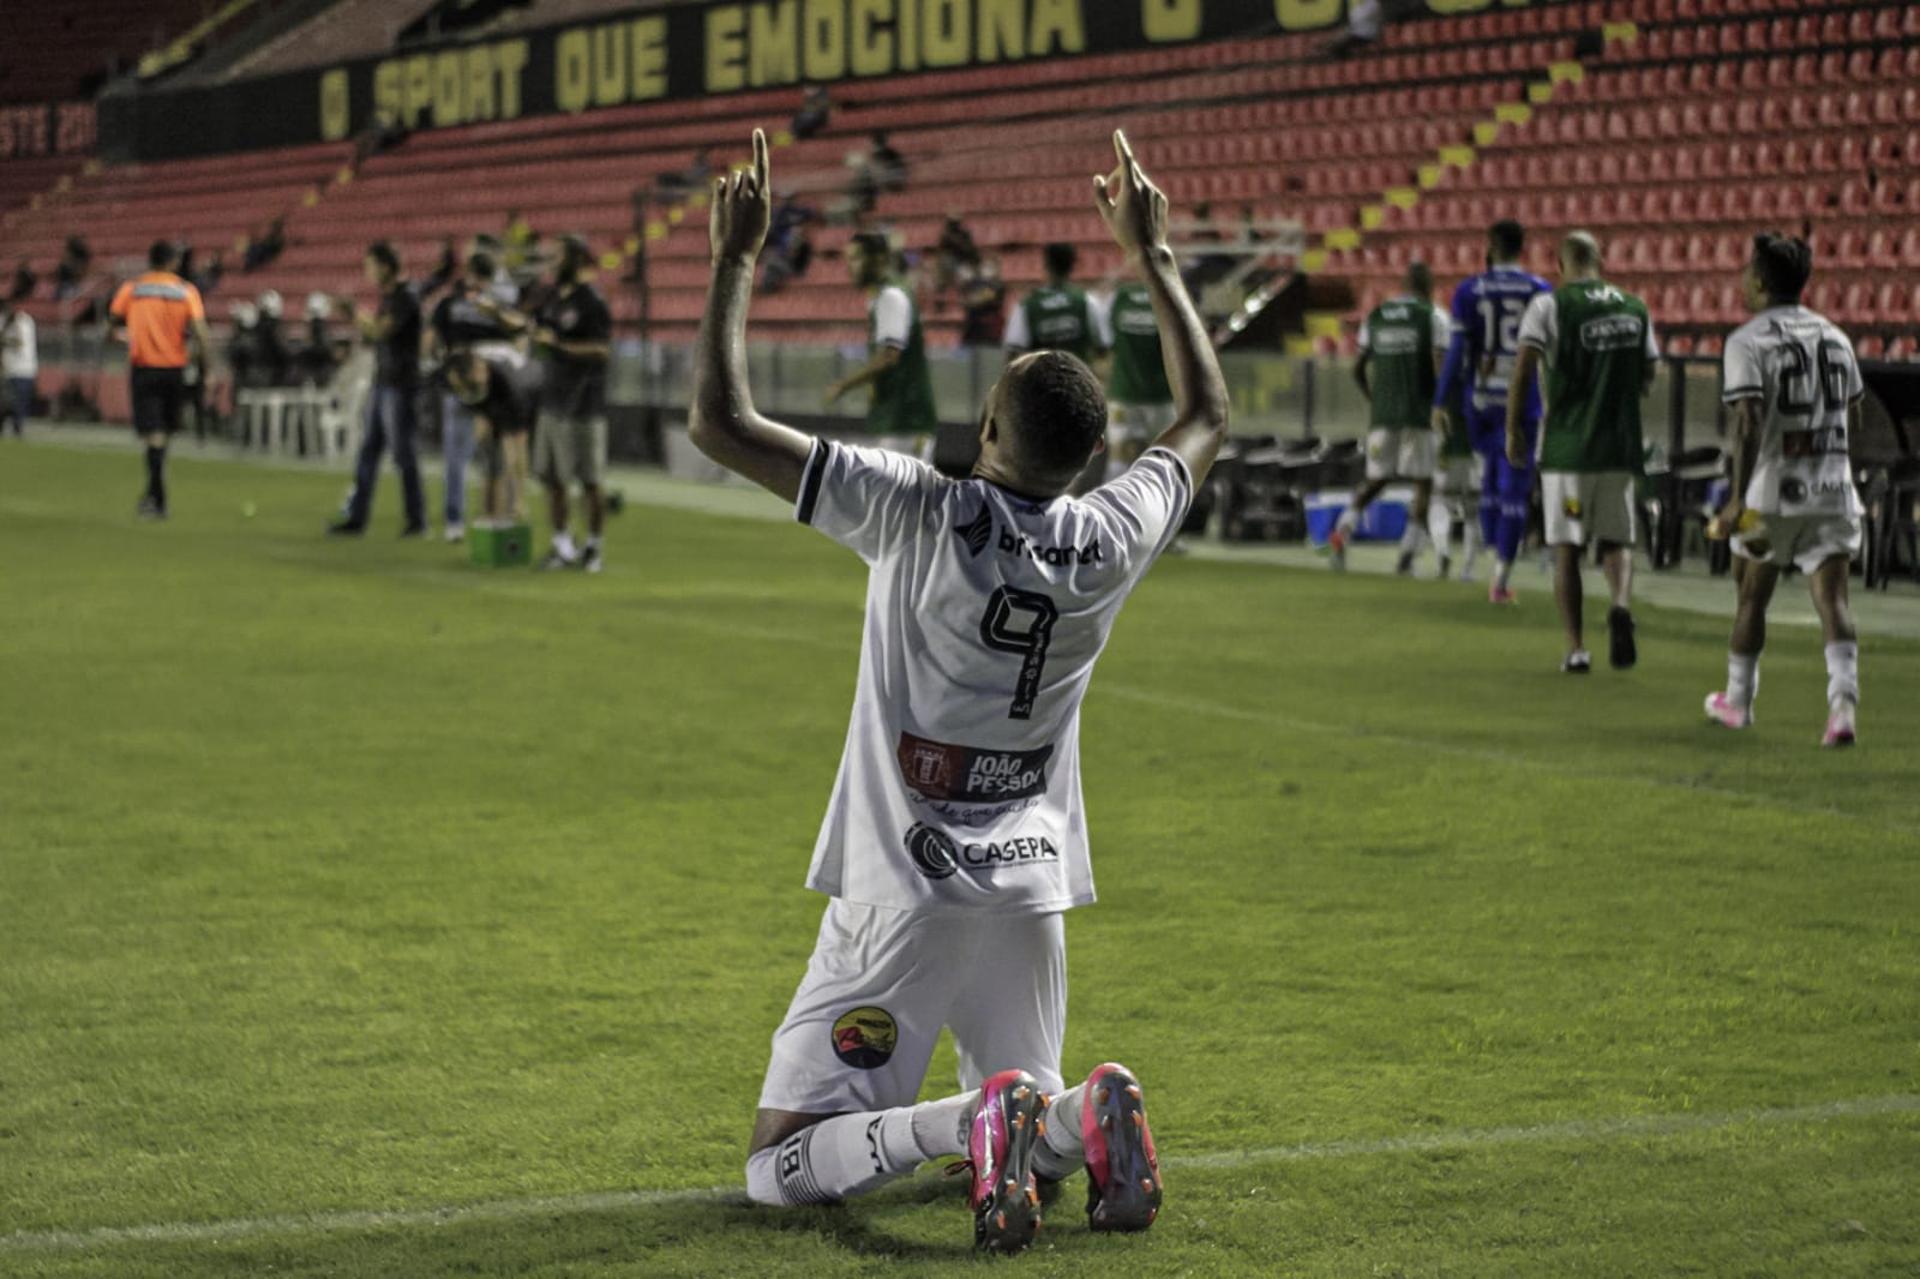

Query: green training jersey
1524 279 1657 474
1010 284 1097 361
1103 283 1171 407
867 283 937 435
1359 295 1444 430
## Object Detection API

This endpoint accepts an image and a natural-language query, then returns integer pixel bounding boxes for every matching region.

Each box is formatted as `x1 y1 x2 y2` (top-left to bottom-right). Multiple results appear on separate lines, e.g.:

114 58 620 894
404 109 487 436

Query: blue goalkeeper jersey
1435 265 1552 418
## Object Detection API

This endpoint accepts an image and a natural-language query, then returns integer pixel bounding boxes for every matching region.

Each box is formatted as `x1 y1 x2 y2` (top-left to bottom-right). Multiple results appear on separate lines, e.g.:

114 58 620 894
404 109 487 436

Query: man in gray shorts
529 236 614 572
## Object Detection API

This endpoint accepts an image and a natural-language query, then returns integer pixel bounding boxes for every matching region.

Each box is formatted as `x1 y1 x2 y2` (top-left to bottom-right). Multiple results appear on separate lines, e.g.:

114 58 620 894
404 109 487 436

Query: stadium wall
101 0 1548 161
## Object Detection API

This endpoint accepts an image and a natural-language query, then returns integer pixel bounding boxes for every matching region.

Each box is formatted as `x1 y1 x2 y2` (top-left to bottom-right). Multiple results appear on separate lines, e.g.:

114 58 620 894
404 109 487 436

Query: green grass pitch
2 442 1916 1277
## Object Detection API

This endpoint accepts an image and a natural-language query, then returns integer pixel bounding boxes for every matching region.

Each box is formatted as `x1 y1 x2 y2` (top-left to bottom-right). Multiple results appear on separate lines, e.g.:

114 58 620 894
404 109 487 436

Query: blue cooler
1306 488 1413 545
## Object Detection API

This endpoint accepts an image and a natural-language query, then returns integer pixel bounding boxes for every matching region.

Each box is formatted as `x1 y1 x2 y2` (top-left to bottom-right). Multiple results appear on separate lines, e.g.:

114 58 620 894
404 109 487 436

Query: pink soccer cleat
1703 691 1752 729
1488 583 1518 606
966 1069 1048 1254
1822 699 1856 748
1082 1062 1162 1233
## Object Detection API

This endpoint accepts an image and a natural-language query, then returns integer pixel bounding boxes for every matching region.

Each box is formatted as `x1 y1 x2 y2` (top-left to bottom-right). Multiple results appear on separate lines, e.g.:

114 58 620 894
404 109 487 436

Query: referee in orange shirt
109 241 210 519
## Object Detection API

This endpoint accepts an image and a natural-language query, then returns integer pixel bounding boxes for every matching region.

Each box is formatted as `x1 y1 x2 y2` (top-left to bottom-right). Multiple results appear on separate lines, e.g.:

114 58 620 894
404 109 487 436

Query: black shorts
130 366 186 437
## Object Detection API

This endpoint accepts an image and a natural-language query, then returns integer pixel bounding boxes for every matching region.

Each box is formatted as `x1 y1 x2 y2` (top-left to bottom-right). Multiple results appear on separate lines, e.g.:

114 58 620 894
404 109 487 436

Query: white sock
586 533 601 550
1427 502 1452 559
1824 641 1859 707
1728 652 1759 710
1032 1082 1087 1181
745 1094 975 1207
1494 558 1513 590
553 530 577 559
1335 505 1359 536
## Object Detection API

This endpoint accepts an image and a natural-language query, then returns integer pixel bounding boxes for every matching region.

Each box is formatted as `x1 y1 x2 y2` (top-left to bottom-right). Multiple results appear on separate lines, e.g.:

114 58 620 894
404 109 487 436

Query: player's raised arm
689 128 815 503
1093 131 1229 484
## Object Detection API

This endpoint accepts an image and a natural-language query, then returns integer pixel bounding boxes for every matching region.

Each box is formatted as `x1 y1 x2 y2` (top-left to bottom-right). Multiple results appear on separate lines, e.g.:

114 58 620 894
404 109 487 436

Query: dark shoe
1395 549 1416 576
1562 650 1592 674
136 495 166 521
1083 1062 1162 1233
1607 606 1637 670
327 519 366 537
399 523 428 539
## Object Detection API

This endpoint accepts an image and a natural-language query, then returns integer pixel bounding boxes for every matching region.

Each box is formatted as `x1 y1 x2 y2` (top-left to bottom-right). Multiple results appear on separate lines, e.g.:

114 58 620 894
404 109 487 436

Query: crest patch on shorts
1563 497 1583 518
831 1006 897 1069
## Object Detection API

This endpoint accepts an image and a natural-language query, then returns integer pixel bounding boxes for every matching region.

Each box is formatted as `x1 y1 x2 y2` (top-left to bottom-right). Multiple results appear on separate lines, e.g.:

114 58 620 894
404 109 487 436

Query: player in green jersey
1005 243 1102 364
1330 262 1451 575
1508 232 1659 674
1094 279 1174 483
825 231 939 448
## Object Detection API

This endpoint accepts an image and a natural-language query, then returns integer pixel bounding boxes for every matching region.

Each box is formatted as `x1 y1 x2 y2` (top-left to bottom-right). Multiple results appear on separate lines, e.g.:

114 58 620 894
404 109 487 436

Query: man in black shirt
331 241 426 536
445 349 540 524
427 251 519 541
526 236 613 572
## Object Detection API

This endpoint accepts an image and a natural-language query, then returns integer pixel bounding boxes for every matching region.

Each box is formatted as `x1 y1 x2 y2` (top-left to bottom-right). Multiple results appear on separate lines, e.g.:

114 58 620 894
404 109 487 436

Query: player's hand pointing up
710 128 773 265
1094 130 1169 261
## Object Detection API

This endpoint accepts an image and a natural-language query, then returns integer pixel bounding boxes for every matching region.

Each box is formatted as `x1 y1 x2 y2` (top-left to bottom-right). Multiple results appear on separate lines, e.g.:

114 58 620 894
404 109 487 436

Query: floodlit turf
3 441 1917 1277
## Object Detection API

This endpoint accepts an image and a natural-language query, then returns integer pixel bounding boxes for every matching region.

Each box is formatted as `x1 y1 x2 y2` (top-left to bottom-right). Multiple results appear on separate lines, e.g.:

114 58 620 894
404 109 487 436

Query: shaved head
1406 260 1433 296
989 351 1107 481
1561 230 1603 272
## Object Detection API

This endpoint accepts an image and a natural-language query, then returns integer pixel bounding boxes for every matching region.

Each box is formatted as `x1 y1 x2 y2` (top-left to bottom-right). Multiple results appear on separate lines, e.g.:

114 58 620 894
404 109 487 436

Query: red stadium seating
5 0 1914 354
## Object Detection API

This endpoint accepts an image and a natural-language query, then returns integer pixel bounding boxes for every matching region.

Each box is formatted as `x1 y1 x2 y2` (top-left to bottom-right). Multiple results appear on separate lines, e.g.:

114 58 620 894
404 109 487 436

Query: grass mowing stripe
4 1095 1911 1255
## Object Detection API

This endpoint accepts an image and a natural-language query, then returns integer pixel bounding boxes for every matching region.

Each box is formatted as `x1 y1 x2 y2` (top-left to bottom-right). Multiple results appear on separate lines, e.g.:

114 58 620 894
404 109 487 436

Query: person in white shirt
1703 233 1867 746
1 298 35 436
690 130 1229 1255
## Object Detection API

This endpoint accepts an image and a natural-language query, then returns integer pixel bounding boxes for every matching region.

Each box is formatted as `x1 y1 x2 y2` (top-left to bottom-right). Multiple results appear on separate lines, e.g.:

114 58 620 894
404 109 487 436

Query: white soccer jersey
795 440 1192 916
1722 305 1865 518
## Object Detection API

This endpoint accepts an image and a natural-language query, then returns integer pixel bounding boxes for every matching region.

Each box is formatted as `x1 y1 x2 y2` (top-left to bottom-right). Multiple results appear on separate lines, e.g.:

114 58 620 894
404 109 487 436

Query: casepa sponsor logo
997 527 1104 566
903 823 1061 880
1579 313 1644 352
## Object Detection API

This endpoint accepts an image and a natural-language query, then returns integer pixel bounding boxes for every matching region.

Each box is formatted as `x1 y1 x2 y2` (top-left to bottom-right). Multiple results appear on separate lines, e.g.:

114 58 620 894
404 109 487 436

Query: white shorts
1542 470 1637 547
1733 509 1862 577
1365 427 1436 481
1435 455 1477 495
758 899 1067 1114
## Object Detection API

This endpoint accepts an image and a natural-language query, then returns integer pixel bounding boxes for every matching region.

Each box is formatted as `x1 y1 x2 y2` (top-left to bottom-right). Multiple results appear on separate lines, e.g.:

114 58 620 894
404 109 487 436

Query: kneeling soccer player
689 130 1228 1254
1704 233 1865 746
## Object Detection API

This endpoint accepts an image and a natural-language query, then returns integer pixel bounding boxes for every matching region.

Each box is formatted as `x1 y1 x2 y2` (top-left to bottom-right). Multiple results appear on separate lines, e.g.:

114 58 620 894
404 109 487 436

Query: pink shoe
966 1069 1048 1254
1488 583 1518 605
1325 526 1348 572
1082 1062 1162 1233
1822 699 1856 748
1704 691 1752 729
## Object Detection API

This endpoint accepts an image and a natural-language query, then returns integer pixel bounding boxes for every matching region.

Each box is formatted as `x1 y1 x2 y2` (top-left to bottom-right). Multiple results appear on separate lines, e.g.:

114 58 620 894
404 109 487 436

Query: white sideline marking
4 1094 1914 1254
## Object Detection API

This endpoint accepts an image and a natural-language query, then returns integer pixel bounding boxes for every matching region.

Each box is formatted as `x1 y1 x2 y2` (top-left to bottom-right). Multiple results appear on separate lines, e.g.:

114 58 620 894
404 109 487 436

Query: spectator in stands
841 150 879 223
870 132 908 193
1005 243 1101 364
959 255 1007 346
761 195 820 293
658 149 714 199
1 295 35 436
933 214 980 297
8 259 36 303
243 219 286 273
330 241 426 538
352 110 409 168
53 236 92 300
792 85 831 139
427 251 520 542
1327 0 1383 55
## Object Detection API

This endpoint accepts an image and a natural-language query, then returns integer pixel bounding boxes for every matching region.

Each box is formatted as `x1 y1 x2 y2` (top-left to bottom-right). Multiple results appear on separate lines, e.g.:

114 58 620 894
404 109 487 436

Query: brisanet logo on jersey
904 823 1060 880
